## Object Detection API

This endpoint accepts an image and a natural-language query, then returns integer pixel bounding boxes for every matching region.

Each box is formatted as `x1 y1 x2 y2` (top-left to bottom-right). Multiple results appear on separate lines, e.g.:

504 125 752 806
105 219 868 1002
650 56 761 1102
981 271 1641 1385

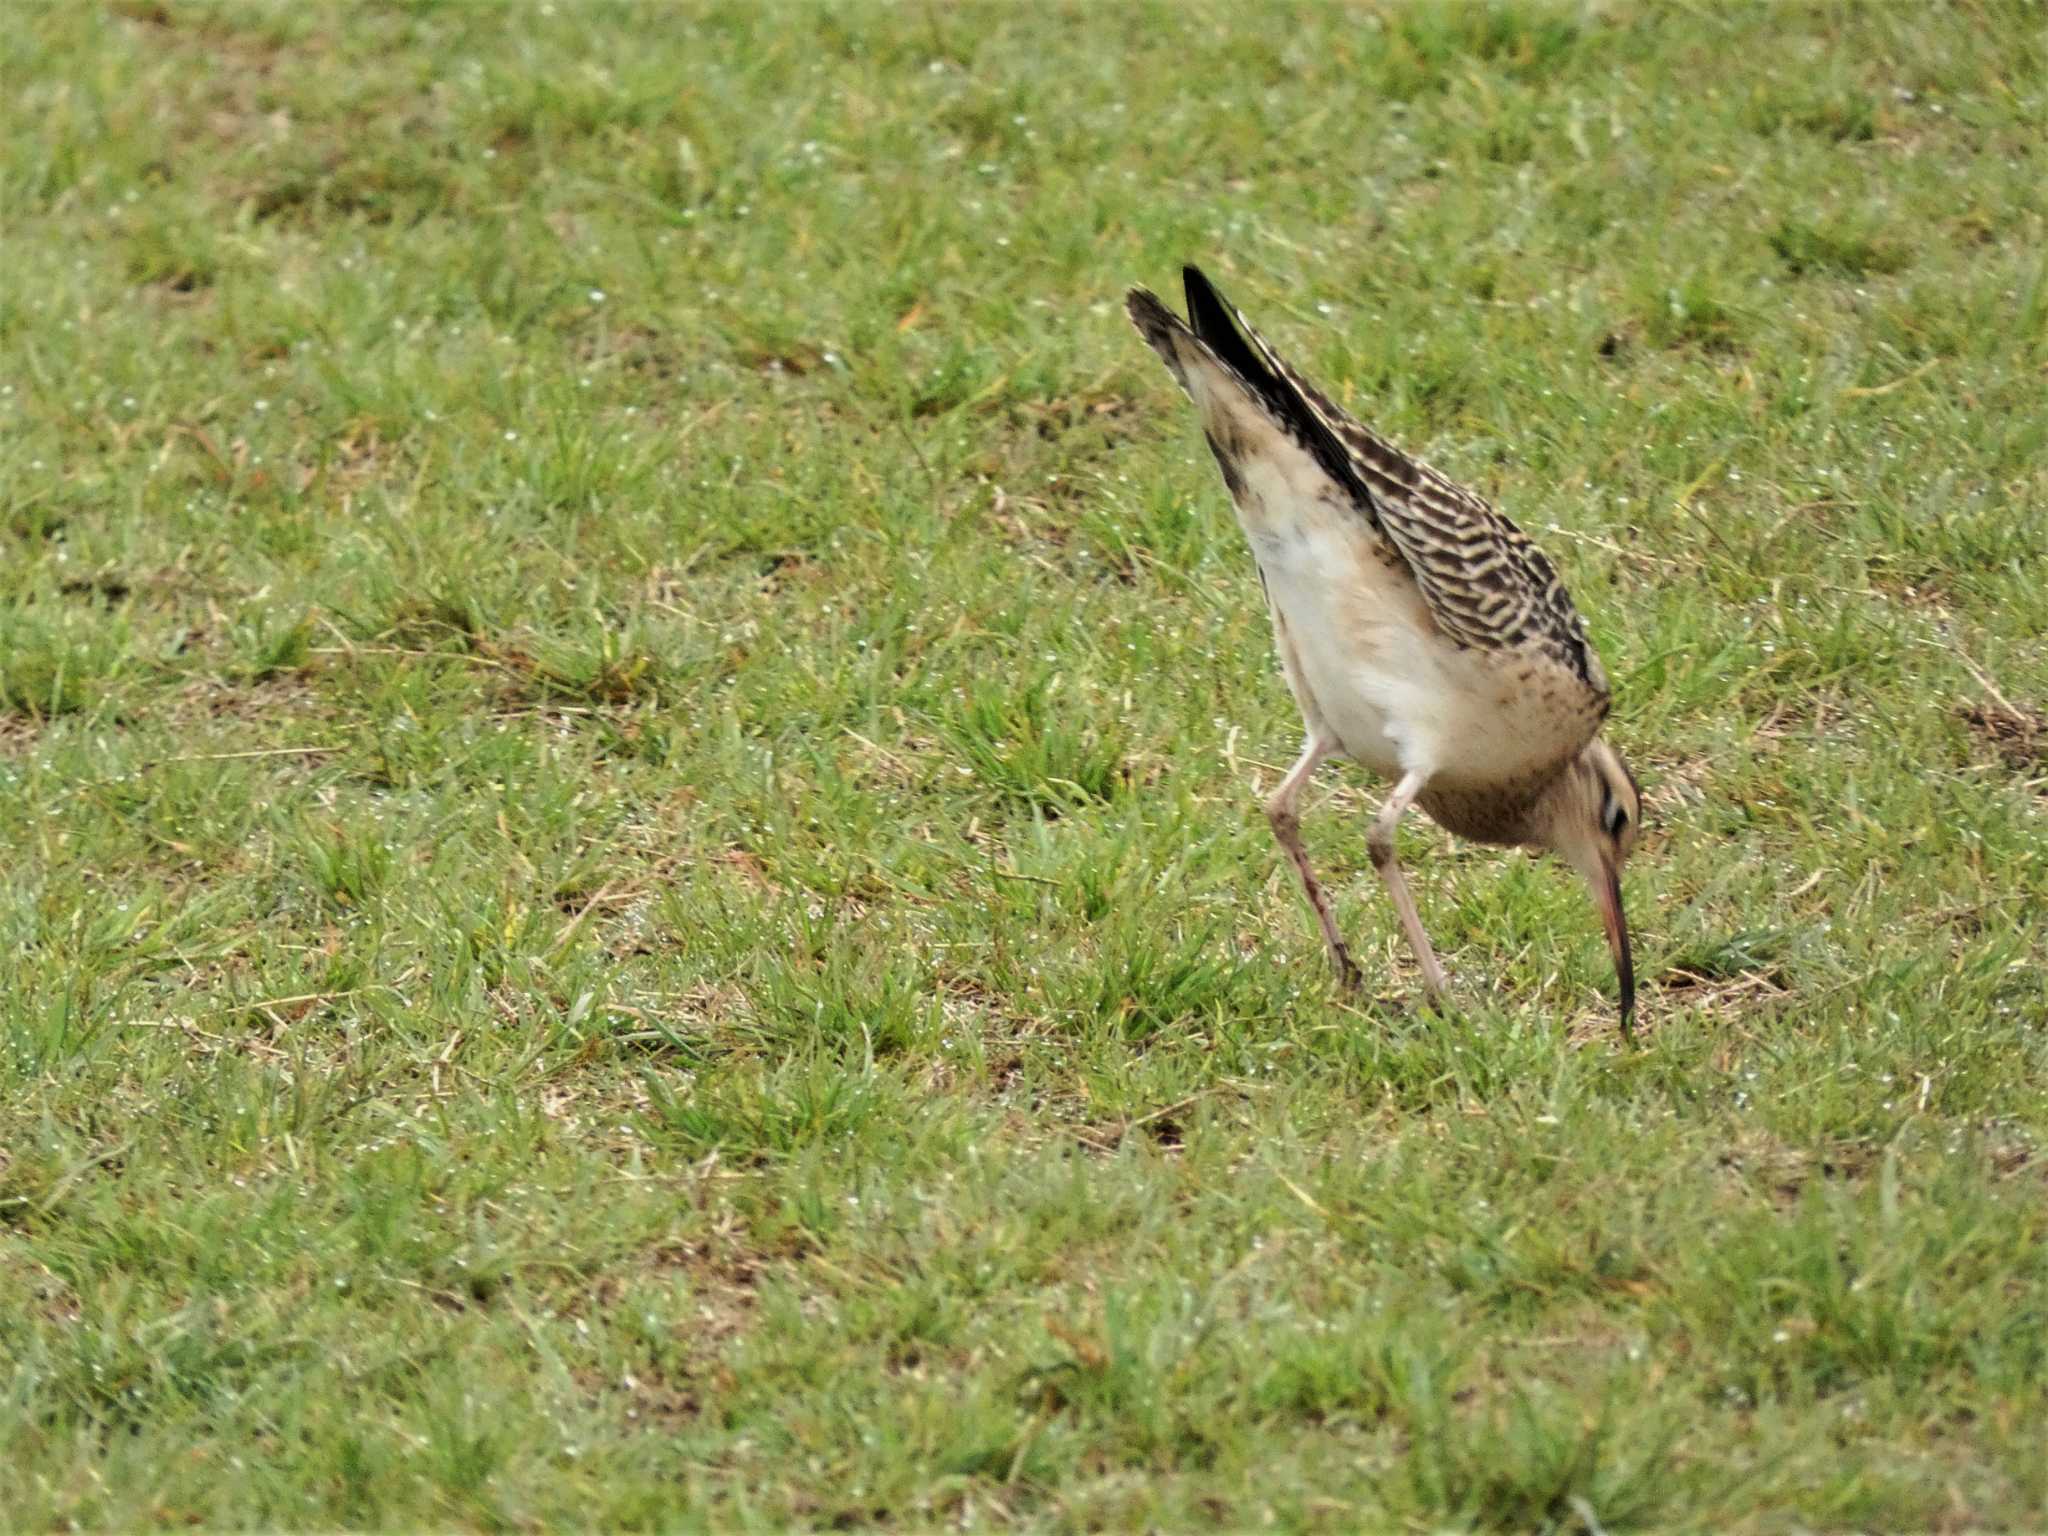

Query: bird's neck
1417 768 1567 849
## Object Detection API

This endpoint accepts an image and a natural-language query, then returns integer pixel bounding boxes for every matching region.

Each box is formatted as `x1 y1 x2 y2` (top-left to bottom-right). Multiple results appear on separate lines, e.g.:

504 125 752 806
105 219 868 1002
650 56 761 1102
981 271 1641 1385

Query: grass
3 0 2046 1528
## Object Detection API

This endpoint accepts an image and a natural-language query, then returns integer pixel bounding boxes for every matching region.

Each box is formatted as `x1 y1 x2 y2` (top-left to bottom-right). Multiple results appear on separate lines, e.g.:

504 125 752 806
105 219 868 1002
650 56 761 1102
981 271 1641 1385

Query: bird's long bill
1598 857 1636 1036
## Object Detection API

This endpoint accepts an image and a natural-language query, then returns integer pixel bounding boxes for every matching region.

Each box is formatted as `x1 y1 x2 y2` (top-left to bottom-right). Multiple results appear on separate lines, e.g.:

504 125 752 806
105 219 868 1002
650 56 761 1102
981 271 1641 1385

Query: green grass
4 1 2046 1529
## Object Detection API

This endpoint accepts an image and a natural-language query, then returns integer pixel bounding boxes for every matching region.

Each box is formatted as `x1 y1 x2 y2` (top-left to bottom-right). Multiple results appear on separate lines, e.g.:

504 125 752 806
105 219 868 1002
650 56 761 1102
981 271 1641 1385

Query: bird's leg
1264 733 1362 991
1367 769 1450 1002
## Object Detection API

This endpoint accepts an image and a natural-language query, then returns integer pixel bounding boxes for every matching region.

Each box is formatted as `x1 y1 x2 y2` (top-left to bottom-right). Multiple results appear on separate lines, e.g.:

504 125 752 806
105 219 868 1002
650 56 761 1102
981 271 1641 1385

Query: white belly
1253 527 1440 778
1246 510 1568 791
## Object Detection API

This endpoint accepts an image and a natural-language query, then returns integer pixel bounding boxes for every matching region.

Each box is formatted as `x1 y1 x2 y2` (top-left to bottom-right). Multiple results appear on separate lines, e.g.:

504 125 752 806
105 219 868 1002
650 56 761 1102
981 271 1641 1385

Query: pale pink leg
1366 769 1450 1002
1264 734 1362 991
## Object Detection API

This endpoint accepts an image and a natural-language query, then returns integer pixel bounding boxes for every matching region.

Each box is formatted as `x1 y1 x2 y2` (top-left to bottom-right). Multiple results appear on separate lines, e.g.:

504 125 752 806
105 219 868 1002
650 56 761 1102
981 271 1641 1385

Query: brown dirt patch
1961 699 2047 770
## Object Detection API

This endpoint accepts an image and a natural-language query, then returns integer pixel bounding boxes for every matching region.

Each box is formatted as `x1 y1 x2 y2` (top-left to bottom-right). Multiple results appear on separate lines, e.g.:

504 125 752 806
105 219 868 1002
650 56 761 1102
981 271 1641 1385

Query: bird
1126 265 1644 1033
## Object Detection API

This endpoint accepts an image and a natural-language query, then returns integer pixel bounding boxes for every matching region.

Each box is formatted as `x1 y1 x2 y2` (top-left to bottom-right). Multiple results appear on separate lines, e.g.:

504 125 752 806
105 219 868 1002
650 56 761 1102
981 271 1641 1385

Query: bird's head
1531 737 1643 1035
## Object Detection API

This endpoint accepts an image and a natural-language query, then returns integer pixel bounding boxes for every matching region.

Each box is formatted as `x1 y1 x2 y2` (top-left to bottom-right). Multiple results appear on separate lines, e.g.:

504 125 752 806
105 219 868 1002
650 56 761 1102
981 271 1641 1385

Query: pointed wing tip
1131 264 1218 325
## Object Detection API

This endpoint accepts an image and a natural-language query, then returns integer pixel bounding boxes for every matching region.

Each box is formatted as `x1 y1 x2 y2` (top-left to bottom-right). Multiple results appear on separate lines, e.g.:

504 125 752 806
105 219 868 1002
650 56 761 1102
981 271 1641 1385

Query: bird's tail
1125 266 1276 396
1124 284 1198 393
1128 266 1374 513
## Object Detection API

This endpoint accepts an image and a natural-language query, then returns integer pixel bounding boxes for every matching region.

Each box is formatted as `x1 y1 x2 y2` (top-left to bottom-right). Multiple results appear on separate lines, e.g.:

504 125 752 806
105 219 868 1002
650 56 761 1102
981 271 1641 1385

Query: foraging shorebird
1127 266 1643 1031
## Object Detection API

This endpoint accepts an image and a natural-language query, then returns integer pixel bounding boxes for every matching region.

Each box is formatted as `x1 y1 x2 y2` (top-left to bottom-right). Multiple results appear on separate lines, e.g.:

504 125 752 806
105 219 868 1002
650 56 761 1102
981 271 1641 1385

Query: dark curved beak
1597 857 1636 1039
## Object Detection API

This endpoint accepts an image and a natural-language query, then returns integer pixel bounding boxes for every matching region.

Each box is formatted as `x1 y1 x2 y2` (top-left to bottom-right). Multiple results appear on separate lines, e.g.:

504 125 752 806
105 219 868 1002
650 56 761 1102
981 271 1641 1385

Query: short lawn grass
4 2 2046 1529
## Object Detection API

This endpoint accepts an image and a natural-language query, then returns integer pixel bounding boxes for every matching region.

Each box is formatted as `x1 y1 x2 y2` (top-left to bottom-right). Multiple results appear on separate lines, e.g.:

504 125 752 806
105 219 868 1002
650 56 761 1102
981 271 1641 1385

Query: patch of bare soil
1961 699 2047 771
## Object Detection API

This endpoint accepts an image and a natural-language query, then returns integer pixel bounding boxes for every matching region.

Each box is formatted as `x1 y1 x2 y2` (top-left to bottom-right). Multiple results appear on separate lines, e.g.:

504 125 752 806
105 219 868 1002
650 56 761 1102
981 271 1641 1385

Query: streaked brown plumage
1127 265 1644 1031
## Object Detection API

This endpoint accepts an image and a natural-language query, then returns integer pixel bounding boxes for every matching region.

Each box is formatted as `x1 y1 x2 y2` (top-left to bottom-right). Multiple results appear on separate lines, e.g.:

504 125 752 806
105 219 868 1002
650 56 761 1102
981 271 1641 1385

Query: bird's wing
1132 266 1609 712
